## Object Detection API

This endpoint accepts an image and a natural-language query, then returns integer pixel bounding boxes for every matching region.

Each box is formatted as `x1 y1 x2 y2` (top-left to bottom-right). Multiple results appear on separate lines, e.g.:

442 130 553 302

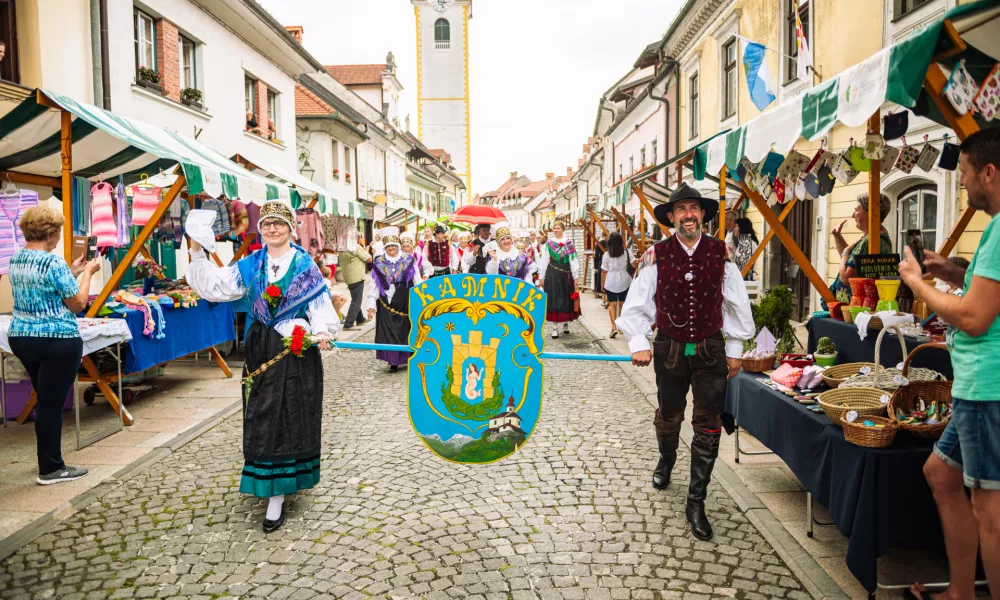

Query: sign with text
855 254 901 279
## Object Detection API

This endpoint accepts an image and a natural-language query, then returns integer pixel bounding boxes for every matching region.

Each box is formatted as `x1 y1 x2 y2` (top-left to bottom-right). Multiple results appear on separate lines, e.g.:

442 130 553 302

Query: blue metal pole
332 341 633 362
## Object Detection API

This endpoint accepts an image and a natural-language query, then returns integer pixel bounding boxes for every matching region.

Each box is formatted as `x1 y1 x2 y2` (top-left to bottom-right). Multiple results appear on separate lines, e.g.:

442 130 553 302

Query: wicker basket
817 387 889 426
840 325 946 392
821 362 878 389
888 342 953 440
742 354 777 373
840 414 899 448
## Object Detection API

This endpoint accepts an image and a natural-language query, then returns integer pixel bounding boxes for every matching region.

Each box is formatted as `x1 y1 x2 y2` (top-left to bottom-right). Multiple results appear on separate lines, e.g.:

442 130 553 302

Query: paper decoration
880 146 901 174
863 133 886 160
916 142 941 172
755 327 776 354
777 151 811 180
973 63 1000 121
896 143 921 174
832 150 860 184
943 60 978 115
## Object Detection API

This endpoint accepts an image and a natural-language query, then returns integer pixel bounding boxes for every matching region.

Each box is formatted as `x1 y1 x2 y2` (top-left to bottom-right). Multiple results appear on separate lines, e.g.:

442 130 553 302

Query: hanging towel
116 180 130 247
72 176 91 235
0 190 38 275
91 182 118 249
130 184 162 226
201 198 231 236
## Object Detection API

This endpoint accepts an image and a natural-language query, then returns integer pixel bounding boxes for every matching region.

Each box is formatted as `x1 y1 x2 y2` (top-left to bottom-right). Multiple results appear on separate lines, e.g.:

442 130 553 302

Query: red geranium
283 325 315 357
290 337 304 354
570 291 580 300
265 284 282 308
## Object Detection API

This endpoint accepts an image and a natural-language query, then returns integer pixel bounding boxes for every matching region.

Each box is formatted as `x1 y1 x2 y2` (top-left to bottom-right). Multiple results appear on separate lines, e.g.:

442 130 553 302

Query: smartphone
71 236 97 263
907 229 926 273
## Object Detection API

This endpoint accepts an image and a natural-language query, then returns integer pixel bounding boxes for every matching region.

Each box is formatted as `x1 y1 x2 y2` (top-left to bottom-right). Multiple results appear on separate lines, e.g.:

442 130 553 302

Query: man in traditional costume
536 221 580 338
187 201 337 533
486 227 534 282
423 225 457 278
617 183 754 541
366 227 423 372
463 223 494 275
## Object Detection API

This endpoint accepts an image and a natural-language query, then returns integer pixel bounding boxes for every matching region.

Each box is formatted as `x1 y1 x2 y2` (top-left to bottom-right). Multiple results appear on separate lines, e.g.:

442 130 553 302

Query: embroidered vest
654 235 726 343
427 241 450 268
468 239 490 274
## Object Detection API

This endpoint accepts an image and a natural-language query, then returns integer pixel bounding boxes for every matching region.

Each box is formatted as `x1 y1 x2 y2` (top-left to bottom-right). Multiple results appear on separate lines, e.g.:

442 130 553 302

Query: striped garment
130 185 161 226
0 190 38 275
90 182 118 248
8 249 80 339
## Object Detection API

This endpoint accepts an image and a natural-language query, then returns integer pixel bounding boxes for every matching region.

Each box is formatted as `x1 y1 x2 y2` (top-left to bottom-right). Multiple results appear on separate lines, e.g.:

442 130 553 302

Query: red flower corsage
283 325 314 357
265 284 282 308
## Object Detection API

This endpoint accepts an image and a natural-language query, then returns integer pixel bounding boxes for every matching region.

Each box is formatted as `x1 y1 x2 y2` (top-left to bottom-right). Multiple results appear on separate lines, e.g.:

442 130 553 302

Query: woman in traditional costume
401 234 434 279
486 227 534 282
536 221 580 338
187 201 336 533
366 227 423 372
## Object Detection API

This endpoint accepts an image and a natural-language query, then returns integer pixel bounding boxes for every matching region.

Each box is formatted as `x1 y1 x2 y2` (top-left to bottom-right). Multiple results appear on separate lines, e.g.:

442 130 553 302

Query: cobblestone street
0 322 810 600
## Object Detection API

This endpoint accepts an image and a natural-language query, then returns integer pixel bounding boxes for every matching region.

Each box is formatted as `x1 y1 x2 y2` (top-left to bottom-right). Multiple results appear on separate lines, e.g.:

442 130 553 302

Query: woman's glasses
260 220 288 231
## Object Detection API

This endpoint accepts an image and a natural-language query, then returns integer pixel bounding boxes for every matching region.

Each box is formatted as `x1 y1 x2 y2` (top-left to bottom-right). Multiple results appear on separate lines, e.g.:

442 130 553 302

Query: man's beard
676 217 702 240
968 187 989 211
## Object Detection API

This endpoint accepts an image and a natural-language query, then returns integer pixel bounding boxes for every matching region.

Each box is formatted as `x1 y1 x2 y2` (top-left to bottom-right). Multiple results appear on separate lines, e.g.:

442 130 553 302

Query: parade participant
187 201 337 533
401 234 434 279
418 225 434 251
365 227 423 373
617 183 754 541
486 227 534 282
458 233 471 272
423 225 457 278
463 223 494 274
601 232 634 338
371 232 384 258
536 221 580 338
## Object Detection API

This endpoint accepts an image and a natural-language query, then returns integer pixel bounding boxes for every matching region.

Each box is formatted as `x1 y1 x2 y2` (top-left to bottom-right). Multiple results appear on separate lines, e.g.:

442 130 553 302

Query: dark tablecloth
724 372 942 594
807 317 952 380
112 301 236 374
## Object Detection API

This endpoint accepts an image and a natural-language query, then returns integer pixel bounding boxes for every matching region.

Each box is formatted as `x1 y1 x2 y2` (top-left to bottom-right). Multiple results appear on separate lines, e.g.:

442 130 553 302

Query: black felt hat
653 182 719 227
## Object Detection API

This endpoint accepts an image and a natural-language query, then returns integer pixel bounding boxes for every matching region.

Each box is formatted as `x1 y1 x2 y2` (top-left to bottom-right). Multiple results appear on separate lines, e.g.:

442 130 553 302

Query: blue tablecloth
111 301 236 374
807 317 953 379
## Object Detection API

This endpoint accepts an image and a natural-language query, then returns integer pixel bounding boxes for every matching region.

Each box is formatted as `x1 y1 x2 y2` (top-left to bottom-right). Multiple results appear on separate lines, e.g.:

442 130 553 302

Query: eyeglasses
260 220 287 230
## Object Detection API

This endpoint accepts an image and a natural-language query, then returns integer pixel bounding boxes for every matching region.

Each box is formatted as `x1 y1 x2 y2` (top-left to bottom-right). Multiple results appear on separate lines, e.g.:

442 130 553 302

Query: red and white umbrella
450 204 507 225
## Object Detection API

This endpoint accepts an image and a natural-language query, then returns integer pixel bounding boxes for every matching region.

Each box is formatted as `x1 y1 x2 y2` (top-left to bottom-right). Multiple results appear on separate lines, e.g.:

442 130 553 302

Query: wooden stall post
718 168 727 240
588 206 611 238
60 110 72 263
610 206 642 253
633 186 671 236
741 197 799 278
868 112 882 253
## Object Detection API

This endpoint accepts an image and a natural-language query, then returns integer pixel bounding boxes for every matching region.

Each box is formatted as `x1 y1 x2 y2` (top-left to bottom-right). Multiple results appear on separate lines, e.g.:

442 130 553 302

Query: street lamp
300 157 315 181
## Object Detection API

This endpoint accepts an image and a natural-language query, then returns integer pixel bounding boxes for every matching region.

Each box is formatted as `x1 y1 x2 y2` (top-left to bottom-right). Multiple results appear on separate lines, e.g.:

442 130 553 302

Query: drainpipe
650 60 679 177
90 0 103 107
100 0 111 109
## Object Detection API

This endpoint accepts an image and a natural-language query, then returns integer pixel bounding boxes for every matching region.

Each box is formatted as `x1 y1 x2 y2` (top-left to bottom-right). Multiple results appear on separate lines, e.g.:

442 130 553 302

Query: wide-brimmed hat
652 182 719 227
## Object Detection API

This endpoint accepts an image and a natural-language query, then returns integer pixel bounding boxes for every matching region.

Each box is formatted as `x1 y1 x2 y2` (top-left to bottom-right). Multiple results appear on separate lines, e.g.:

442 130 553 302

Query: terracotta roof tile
294 84 334 117
326 64 386 86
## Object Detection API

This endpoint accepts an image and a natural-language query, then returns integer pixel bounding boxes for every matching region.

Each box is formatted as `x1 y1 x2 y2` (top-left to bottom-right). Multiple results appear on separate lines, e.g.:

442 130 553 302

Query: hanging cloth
130 184 162 226
116 179 130 247
71 176 91 235
0 189 38 275
91 182 118 249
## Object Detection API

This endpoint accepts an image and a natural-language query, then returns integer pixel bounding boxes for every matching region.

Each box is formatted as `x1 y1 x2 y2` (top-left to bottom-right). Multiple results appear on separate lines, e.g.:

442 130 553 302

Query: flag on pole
793 0 812 81
740 39 776 111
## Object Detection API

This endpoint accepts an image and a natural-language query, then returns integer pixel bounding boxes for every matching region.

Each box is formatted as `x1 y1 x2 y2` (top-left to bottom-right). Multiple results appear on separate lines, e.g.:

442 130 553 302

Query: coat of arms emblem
408 274 546 463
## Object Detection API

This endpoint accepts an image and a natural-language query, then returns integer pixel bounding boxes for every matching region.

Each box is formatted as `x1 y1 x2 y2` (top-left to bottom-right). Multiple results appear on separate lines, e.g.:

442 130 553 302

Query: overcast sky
258 0 684 195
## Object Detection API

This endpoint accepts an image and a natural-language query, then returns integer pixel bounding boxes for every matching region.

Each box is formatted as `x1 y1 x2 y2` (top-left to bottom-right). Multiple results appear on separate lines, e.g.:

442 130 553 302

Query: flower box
135 78 162 94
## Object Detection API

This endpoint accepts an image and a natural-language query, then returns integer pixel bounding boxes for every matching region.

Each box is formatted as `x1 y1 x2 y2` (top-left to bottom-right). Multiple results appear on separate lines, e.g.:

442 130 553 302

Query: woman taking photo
8 207 101 485
187 200 337 533
536 221 580 338
731 218 759 281
600 232 634 338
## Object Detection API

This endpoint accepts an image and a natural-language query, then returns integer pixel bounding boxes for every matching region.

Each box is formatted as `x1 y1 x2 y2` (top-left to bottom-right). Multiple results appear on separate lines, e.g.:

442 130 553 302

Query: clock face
433 0 451 12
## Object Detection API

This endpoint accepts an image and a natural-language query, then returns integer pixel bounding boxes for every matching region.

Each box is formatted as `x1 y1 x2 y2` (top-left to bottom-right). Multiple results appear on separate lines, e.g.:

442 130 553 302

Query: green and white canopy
0 90 361 217
235 151 362 218
693 0 1000 179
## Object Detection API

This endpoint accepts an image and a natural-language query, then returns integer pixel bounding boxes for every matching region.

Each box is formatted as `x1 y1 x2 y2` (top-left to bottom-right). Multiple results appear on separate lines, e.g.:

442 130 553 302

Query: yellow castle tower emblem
450 331 500 398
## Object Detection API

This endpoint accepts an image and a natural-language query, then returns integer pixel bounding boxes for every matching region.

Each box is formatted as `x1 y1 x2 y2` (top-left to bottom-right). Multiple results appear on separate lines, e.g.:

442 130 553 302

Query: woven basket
888 342 953 440
817 387 889 426
742 354 777 373
869 316 884 330
840 325 946 391
840 414 899 448
821 362 878 389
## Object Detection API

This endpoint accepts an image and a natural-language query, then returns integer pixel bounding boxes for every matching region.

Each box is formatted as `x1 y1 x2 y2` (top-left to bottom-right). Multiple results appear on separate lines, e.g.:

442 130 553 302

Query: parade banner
407 274 546 464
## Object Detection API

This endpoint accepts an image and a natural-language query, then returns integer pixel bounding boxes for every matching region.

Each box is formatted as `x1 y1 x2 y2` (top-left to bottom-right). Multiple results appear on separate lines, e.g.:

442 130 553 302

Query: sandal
903 585 936 600
609 329 618 339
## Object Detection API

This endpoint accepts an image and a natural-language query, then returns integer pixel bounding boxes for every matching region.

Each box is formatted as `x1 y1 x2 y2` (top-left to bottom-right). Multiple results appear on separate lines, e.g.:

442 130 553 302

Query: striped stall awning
639 178 672 204
235 152 362 218
0 89 320 206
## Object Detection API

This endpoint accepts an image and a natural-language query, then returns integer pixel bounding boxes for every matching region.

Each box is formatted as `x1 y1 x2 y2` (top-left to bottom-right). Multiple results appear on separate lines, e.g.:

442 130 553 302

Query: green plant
181 87 203 103
816 337 836 354
137 67 161 84
750 285 797 354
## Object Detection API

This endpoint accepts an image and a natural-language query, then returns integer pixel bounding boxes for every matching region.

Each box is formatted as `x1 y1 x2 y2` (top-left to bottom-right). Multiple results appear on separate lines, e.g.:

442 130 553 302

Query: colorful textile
116 180 130 247
231 201 249 236
294 208 324 256
0 190 38 275
7 250 80 339
201 198 231 236
130 184 161 226
497 253 532 279
90 182 118 248
372 254 416 293
71 177 91 236
952 213 1000 401
546 238 577 262
235 246 328 329
245 202 260 235
240 455 321 498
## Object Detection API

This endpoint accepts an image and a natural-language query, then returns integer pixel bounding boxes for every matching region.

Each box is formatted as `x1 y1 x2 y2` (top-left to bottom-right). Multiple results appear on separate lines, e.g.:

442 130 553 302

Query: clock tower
412 0 472 192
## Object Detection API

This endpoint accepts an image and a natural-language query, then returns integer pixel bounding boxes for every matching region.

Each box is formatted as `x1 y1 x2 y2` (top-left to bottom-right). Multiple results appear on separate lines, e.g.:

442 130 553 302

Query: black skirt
239 321 323 497
375 286 412 367
544 262 580 323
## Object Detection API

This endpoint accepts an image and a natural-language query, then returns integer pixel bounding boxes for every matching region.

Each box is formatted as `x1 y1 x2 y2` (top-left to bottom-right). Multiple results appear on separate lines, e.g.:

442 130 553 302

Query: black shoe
686 430 721 541
652 431 679 490
389 365 399 373
356 317 367 325
263 509 285 533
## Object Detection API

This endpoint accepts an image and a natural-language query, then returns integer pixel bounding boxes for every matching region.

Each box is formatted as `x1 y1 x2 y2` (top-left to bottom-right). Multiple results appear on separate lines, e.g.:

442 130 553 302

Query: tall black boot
686 429 721 541
652 430 679 490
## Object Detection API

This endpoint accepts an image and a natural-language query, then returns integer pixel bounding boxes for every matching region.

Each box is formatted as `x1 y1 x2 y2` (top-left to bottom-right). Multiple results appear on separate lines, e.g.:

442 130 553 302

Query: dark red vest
426 241 450 268
654 235 726 343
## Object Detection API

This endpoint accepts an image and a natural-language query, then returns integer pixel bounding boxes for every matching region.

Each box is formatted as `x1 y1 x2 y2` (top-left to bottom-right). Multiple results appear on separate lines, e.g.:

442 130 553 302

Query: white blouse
601 249 635 294
364 252 425 311
186 249 339 338
536 237 579 282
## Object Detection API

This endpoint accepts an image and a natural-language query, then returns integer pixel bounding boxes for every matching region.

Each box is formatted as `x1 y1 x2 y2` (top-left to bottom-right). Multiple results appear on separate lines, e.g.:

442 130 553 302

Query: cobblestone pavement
0 321 809 600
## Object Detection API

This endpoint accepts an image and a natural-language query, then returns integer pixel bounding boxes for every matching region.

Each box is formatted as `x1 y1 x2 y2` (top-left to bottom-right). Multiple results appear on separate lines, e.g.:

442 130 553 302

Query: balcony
435 40 450 50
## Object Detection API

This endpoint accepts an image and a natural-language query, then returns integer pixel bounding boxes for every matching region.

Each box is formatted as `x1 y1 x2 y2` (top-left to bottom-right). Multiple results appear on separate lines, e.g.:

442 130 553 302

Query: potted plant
136 67 162 92
750 285 797 354
133 259 166 296
332 168 340 180
814 337 838 367
181 87 203 109
345 172 352 183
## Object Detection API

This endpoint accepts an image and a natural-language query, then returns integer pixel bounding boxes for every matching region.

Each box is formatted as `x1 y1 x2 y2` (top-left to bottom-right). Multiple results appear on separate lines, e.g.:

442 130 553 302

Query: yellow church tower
411 0 472 192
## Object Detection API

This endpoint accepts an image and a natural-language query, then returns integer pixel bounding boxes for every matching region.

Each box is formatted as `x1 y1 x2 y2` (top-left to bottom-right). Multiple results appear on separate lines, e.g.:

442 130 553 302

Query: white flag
794 0 812 82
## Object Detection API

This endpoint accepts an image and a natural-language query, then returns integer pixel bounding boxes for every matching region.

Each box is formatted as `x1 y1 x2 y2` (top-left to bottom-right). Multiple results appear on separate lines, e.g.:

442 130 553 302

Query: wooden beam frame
718 168 727 240
609 206 642 253
633 186 672 236
868 112 882 253
0 170 62 189
588 206 610 237
741 182 835 304
60 110 73 263
741 197 799 278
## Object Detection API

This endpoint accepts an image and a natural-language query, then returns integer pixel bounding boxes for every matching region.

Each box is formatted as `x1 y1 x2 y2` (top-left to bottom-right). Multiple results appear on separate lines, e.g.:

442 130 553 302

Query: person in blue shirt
8 207 100 485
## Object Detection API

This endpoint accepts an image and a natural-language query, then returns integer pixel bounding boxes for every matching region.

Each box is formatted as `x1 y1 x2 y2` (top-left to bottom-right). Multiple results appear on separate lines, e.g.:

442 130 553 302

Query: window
629 156 634 175
134 8 155 71
640 146 646 167
0 0 20 83
785 0 809 84
434 18 450 49
618 164 623 181
344 145 351 174
723 38 738 118
331 140 339 173
179 35 196 90
688 73 700 139
245 76 256 119
898 186 937 252
894 0 931 18
652 139 658 181
267 89 277 126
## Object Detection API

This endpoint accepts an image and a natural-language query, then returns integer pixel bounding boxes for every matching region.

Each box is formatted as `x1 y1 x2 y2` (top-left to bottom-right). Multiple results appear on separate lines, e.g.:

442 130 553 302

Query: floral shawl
372 254 417 297
498 252 532 279
546 238 577 263
236 245 328 328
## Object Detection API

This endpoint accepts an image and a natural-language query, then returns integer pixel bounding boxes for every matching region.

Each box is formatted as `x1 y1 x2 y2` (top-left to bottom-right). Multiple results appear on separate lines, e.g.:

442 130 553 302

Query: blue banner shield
407 274 546 463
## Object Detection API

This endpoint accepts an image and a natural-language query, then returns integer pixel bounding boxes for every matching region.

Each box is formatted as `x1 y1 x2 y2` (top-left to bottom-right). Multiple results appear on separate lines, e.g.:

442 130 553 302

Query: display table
110 301 236 374
807 317 953 379
724 372 942 596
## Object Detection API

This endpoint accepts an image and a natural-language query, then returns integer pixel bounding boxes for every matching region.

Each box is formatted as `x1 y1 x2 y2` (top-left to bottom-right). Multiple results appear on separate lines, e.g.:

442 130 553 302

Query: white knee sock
266 495 284 520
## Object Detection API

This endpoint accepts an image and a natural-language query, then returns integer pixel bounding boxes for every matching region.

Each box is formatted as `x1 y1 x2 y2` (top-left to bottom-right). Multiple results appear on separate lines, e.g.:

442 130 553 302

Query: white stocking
266 495 284 520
